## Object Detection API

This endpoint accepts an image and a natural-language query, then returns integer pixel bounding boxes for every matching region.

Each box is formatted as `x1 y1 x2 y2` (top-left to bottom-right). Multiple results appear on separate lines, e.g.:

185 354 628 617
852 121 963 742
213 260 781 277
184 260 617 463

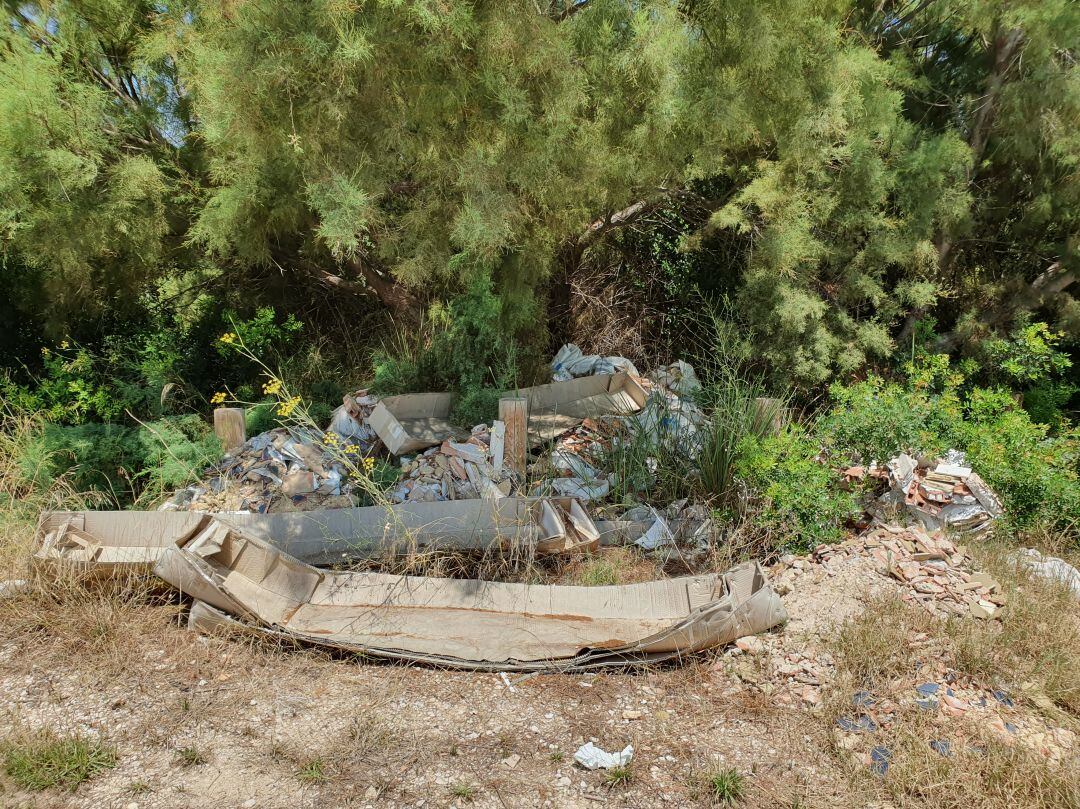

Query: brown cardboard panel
163 521 787 671
35 498 604 572
368 374 648 455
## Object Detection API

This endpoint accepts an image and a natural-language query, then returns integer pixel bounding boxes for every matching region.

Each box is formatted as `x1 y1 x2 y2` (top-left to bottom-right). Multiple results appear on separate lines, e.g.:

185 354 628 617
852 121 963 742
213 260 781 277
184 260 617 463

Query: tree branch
933 261 1075 351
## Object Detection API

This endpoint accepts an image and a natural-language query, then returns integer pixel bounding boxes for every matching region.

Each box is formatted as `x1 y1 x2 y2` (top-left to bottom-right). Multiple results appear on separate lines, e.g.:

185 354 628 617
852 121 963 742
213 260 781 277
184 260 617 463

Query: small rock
622 710 644 720
735 636 766 655
501 753 521 769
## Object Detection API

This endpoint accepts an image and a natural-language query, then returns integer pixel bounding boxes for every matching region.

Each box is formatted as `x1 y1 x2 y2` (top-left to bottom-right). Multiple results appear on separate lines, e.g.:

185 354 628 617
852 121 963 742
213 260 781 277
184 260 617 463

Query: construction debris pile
164 427 361 514
811 523 1007 620
874 451 1003 534
388 423 512 503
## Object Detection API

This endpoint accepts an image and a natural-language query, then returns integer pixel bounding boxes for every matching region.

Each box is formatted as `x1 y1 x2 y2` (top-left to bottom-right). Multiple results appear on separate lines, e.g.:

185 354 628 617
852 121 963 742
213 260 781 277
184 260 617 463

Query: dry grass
946 538 1080 718
859 715 1080 809
822 549 1080 809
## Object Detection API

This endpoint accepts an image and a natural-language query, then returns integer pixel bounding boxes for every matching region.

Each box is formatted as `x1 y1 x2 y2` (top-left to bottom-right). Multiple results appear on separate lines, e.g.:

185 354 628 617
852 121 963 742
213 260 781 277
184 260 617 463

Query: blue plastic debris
992 689 1015 707
915 698 939 711
837 715 877 733
929 740 953 757
1005 722 1018 734
870 746 892 776
916 683 940 697
852 690 876 708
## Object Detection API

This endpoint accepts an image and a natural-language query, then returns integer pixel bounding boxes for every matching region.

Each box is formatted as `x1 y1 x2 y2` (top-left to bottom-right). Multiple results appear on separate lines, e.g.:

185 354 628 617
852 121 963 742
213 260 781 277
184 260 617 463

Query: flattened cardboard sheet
35 498 603 573
163 522 787 671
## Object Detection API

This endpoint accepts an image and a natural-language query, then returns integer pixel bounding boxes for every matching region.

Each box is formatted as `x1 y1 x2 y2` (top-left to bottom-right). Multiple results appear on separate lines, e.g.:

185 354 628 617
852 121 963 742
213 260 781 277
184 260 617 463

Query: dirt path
2 528 1075 808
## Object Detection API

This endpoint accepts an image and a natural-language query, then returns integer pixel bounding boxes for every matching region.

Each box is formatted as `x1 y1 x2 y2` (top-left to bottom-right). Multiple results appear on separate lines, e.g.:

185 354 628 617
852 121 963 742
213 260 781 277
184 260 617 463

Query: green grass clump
3 732 117 791
296 756 329 783
703 766 745 805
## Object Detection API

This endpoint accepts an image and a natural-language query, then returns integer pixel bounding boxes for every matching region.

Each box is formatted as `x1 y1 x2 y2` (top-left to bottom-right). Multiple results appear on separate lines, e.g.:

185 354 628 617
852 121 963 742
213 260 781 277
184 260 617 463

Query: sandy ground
0 559 876 809
0 534 1073 809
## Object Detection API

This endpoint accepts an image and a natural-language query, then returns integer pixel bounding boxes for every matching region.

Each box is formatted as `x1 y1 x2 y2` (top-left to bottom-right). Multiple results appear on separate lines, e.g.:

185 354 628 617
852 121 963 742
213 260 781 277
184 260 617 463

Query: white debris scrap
1012 548 1080 599
551 343 639 382
635 509 674 550
574 742 634 770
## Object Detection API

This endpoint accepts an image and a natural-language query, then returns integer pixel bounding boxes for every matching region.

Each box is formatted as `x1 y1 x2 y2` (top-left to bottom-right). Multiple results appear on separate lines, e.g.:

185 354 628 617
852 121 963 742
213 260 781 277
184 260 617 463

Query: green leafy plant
735 426 859 552
818 371 962 464
984 322 1071 385
371 277 536 427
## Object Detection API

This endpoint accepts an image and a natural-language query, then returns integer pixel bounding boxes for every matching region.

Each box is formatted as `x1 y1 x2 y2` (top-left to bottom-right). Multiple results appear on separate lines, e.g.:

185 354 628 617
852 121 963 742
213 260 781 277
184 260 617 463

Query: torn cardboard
35 498 602 574
369 374 648 456
160 521 786 671
367 392 464 455
519 372 647 447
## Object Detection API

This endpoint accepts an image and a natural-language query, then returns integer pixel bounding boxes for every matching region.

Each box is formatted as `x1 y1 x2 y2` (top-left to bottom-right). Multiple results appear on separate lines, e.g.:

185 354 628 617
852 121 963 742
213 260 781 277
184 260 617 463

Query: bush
818 360 1080 537
735 426 859 552
29 416 222 507
370 277 539 427
958 390 1080 532
817 374 961 464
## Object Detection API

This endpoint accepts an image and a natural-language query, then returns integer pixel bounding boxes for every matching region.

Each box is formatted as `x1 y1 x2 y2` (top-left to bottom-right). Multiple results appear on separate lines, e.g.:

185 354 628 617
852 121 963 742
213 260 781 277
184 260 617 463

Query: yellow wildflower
219 332 237 345
276 395 301 417
362 457 375 473
210 391 227 405
262 378 283 395
58 340 70 350
322 431 339 446
40 347 50 356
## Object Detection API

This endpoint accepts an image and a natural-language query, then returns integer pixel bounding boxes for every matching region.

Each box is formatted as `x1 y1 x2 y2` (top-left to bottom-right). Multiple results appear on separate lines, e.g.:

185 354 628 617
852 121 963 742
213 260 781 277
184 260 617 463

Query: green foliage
372 278 532 427
3 732 117 792
984 322 1072 385
29 416 221 507
820 357 1080 536
702 766 745 806
818 374 961 465
958 390 1080 532
735 427 859 552
216 307 303 360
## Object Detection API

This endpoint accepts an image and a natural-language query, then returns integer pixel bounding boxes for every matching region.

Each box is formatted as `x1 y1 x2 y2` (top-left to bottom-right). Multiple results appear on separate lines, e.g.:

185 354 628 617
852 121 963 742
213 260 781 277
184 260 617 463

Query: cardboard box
367 392 464 455
369 373 648 455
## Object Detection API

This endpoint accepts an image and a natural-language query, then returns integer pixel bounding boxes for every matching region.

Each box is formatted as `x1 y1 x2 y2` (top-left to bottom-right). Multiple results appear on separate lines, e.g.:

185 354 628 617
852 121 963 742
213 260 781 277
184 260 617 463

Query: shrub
734 426 859 552
958 390 1080 532
817 374 961 464
370 277 539 427
29 416 222 507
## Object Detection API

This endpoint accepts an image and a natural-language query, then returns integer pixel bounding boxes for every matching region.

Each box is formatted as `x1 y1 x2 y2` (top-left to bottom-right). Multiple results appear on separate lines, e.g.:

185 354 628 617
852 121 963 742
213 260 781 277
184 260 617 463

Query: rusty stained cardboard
369 373 648 455
165 521 786 671
35 498 604 573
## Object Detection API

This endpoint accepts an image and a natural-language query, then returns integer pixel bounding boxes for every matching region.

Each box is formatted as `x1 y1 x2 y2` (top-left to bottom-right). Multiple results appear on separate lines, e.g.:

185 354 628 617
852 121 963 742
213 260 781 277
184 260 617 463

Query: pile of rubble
870 452 1003 534
812 523 1007 619
164 427 360 513
388 423 512 503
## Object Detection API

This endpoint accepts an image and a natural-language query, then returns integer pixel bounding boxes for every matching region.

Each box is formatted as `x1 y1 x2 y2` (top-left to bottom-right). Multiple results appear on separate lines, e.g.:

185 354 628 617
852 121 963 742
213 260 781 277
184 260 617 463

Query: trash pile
388 422 513 503
811 523 1007 619
530 417 620 500
551 344 639 381
165 427 361 513
873 452 1003 534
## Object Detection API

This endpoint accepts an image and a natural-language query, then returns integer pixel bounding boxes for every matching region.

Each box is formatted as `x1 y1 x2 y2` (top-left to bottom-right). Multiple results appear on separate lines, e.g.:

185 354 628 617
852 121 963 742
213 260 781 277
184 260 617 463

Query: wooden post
214 407 247 452
499 396 528 476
